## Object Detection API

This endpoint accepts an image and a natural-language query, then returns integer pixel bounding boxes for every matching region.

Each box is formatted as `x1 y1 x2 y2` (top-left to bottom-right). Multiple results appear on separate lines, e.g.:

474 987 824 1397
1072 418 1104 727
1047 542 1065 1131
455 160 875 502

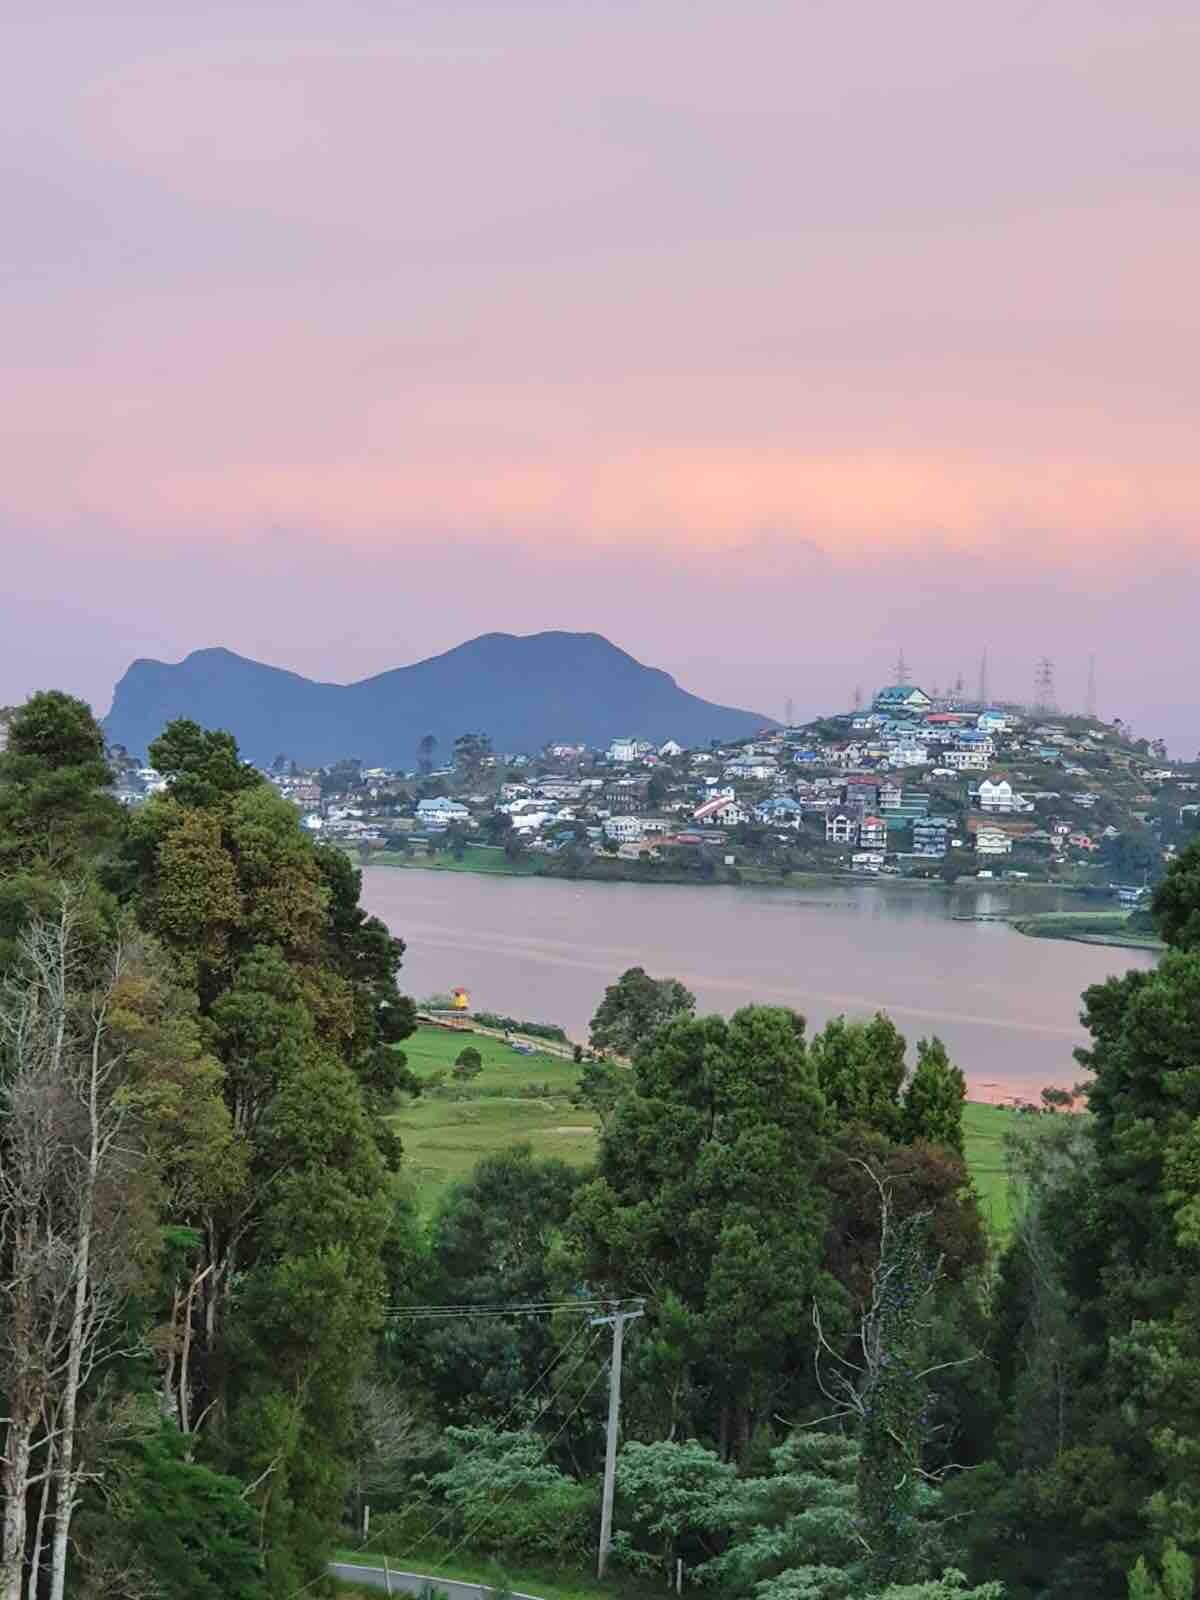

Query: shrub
472 1012 567 1042
453 1047 483 1081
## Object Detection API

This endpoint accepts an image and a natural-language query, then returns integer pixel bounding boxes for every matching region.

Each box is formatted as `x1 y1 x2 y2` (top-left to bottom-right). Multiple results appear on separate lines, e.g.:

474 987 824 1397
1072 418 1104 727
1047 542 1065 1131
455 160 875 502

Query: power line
384 1298 643 1321
432 1344 612 1576
287 1315 607 1599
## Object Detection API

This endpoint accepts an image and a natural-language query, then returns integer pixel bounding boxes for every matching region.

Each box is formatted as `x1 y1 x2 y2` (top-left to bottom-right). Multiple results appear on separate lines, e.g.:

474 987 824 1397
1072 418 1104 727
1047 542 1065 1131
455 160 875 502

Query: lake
360 867 1156 1101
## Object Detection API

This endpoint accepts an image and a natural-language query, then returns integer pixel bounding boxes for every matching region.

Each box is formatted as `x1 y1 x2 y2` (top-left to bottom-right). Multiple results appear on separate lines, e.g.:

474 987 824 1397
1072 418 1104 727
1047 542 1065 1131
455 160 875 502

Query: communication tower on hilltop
1033 657 1057 715
893 649 911 687
1085 655 1097 719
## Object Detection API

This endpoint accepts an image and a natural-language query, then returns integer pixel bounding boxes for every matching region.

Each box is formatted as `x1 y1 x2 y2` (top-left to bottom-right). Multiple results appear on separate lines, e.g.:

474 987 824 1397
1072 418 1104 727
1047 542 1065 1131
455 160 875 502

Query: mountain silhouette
103 632 774 765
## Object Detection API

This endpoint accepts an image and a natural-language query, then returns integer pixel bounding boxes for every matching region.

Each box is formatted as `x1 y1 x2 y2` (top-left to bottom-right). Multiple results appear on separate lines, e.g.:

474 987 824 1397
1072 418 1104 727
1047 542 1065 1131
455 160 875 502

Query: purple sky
6 1 1200 750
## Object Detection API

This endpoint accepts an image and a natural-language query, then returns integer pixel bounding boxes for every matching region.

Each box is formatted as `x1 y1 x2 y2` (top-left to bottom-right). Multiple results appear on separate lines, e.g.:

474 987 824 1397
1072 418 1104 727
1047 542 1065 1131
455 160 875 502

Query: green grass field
962 1100 1017 1236
393 1026 598 1211
395 1027 1016 1234
1010 910 1163 950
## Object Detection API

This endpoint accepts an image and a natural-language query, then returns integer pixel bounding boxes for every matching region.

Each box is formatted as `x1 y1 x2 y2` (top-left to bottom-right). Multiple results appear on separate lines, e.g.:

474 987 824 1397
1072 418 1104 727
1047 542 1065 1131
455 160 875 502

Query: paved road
329 1563 545 1600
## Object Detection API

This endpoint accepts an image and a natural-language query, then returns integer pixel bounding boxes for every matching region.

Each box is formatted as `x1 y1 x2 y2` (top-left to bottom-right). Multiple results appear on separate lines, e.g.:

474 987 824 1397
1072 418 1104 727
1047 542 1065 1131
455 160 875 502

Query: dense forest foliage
2 690 1200 1599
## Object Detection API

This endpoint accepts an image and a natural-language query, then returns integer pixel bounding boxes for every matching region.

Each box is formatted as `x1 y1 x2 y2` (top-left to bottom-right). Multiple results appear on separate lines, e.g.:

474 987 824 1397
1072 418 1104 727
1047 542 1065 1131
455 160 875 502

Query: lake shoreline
355 848 1107 901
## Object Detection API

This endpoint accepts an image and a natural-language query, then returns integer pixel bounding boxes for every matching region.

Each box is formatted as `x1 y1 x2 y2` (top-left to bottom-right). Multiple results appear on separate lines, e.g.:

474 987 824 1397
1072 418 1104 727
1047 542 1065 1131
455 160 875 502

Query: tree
809 1013 907 1139
454 1046 483 1081
588 966 696 1056
571 1057 625 1125
73 1427 269 1600
569 1007 838 1453
482 810 514 847
118 723 410 1589
1154 835 1200 951
811 1169 961 1588
0 898 175 1600
901 1037 967 1154
417 733 438 777
1128 1542 1194 1600
147 720 260 809
454 733 493 785
0 693 120 951
614 1438 736 1577
410 1146 588 1425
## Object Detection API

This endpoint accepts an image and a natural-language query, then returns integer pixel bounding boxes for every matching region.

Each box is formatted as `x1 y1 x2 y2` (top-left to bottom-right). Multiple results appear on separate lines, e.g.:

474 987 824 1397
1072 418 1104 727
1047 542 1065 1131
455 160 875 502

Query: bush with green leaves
426 1424 597 1560
453 1046 484 1081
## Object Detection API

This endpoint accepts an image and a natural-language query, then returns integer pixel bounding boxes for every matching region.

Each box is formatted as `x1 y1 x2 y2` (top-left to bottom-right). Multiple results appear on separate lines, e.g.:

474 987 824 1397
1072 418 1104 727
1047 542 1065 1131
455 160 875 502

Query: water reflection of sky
363 871 1155 1098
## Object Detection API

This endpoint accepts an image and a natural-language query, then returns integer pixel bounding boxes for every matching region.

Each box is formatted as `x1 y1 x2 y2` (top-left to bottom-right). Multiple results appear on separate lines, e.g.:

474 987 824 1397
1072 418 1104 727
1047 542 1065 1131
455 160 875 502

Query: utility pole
595 1299 644 1579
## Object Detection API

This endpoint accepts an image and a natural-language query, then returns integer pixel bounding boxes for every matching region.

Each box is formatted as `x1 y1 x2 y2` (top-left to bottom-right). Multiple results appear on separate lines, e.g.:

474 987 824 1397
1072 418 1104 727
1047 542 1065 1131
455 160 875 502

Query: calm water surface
360 868 1156 1099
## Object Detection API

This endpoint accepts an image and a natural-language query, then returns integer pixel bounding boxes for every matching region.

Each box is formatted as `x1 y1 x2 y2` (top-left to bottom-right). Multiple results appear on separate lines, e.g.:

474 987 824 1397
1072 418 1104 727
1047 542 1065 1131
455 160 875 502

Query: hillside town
104 684 1200 892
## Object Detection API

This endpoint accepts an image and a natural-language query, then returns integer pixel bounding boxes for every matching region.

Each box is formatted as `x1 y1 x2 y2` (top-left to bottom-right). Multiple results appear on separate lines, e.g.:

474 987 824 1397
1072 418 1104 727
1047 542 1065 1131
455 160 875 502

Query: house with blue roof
873 685 933 715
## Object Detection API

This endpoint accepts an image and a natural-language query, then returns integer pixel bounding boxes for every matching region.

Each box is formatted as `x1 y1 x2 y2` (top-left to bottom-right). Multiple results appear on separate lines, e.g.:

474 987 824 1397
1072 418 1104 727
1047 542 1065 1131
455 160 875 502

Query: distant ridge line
102 629 775 765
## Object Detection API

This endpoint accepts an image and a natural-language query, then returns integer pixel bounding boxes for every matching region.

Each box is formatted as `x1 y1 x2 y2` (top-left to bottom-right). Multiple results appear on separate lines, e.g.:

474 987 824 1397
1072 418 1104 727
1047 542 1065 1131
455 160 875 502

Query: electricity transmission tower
1033 657 1057 715
893 649 911 687
853 684 863 713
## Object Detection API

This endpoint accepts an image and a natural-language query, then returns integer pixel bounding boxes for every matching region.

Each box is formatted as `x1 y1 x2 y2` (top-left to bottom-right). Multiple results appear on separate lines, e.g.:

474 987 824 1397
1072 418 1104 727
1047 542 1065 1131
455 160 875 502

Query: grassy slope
395 1028 1014 1234
393 1027 597 1211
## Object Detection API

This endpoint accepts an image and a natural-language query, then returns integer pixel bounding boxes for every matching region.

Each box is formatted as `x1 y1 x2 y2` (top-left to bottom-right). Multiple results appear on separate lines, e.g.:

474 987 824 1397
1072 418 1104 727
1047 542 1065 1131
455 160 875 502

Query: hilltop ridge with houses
104 683 1199 895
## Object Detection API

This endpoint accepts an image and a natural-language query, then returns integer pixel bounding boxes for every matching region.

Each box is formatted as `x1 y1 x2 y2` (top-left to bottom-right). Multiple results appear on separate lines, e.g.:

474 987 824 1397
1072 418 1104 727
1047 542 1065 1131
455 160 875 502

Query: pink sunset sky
5 0 1200 749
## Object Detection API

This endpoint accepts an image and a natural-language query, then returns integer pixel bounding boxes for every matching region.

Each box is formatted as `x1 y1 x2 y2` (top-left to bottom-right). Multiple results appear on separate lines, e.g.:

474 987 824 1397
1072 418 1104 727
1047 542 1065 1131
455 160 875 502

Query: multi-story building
975 825 1013 856
603 815 644 843
912 816 951 857
826 809 862 845
859 814 887 848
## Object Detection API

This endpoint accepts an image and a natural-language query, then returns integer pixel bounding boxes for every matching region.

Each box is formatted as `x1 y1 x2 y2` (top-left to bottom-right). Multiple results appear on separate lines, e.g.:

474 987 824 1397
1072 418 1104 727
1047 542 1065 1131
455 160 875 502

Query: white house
658 740 684 757
826 810 861 845
607 737 640 763
603 815 644 843
977 710 1010 734
851 850 885 874
977 778 1015 811
693 793 749 826
416 797 470 823
942 748 989 771
975 825 1013 856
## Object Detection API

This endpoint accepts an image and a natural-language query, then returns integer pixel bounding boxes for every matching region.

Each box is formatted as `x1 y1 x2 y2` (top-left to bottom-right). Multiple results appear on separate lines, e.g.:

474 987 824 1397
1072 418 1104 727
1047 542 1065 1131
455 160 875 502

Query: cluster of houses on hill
102 684 1196 883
